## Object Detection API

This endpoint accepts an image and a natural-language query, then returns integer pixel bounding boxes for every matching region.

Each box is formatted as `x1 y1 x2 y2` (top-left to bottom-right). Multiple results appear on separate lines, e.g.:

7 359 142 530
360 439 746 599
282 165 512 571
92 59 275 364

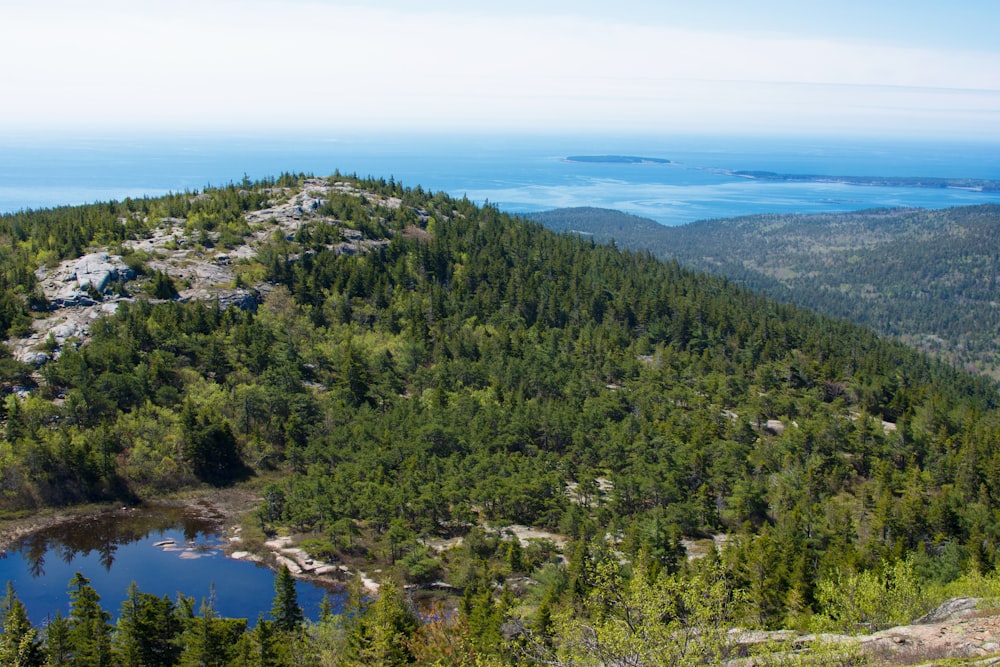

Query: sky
3 0 1000 139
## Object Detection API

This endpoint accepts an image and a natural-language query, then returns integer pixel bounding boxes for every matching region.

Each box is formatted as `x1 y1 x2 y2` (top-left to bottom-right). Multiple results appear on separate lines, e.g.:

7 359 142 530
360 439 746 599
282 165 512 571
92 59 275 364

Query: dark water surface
0 503 339 626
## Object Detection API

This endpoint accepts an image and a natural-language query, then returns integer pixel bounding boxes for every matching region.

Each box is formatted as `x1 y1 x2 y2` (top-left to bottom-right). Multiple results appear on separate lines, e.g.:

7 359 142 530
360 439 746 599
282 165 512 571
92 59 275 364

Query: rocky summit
7 178 395 367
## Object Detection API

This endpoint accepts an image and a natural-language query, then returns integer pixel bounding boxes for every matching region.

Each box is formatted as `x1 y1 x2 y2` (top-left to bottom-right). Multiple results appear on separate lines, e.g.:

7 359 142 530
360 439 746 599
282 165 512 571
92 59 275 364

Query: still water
0 503 339 626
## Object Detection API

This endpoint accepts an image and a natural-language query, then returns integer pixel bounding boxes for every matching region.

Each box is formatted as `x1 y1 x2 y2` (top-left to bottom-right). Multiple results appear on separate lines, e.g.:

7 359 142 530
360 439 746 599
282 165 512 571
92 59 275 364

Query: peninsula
732 170 1000 192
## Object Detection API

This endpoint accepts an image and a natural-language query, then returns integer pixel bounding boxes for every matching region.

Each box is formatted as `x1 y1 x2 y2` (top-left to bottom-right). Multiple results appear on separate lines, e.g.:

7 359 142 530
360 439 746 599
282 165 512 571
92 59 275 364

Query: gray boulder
916 597 981 624
74 252 134 292
76 252 116 292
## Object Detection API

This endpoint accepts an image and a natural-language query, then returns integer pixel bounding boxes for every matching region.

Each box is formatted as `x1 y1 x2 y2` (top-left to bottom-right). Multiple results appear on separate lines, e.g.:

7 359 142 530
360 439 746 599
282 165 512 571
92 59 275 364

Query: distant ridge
529 203 1000 379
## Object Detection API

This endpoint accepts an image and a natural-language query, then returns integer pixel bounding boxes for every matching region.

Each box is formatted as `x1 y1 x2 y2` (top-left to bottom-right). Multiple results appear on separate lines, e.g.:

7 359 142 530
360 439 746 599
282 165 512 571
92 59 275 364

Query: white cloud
3 0 999 136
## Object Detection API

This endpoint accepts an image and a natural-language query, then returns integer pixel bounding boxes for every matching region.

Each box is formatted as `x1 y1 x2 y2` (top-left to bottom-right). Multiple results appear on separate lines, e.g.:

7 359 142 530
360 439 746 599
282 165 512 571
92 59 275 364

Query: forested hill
531 204 1000 379
4 177 1000 662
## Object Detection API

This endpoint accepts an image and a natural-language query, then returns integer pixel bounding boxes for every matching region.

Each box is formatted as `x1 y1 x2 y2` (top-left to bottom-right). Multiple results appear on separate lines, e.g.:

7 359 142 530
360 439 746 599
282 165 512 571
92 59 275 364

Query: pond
0 502 342 626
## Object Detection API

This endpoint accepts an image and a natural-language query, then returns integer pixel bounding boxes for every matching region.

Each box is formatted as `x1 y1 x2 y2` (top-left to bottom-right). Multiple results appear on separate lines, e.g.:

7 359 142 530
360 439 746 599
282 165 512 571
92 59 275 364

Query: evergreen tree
112 582 143 667
42 611 72 666
0 582 44 667
343 580 418 666
66 572 112 667
270 565 304 633
148 270 178 300
238 615 281 667
177 598 246 667
113 582 181 667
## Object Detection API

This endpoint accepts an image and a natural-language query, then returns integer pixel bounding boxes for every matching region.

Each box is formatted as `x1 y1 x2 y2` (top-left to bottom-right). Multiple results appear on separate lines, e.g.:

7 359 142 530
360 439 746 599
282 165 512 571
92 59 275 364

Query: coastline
731 170 1000 192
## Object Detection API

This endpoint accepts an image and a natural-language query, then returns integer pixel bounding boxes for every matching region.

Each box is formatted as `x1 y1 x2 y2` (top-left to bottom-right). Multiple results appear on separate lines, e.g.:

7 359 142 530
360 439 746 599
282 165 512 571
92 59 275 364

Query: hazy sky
4 0 1000 138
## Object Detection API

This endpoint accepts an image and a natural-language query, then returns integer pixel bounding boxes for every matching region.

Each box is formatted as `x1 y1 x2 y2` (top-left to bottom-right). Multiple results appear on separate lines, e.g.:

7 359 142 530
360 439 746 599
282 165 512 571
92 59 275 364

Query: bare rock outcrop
75 252 135 292
6 179 394 368
735 599 1000 665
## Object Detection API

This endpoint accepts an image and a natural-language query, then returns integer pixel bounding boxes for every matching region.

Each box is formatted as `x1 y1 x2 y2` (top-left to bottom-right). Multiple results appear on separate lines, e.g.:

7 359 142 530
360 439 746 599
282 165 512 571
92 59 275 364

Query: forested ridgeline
4 176 1000 664
531 205 1000 378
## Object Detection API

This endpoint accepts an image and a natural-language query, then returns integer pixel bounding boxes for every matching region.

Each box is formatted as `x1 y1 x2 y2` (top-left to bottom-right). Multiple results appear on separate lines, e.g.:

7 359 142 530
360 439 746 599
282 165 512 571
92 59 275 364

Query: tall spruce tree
1 581 44 667
113 582 181 667
66 572 112 667
42 611 72 666
271 565 304 633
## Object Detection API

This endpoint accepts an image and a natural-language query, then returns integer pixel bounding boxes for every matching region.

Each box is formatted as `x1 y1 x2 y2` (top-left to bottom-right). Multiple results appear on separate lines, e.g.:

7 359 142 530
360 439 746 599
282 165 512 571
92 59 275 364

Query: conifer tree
113 582 181 667
177 597 246 667
343 580 418 666
241 615 280 667
1 582 44 667
66 572 112 667
271 565 304 633
42 611 72 666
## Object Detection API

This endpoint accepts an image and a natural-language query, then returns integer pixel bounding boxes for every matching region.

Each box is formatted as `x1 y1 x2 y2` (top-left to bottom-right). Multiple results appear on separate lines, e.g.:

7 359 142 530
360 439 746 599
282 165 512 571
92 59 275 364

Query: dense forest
531 204 1000 379
4 177 1000 664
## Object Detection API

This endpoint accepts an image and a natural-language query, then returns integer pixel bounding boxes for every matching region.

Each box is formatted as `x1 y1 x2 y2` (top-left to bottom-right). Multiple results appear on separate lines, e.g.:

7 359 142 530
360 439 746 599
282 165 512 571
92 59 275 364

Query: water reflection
2 502 337 625
10 503 221 577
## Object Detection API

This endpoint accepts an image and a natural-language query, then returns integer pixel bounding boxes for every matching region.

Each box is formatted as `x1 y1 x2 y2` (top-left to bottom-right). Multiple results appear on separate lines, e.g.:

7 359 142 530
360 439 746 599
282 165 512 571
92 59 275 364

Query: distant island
565 155 672 164
732 170 1000 192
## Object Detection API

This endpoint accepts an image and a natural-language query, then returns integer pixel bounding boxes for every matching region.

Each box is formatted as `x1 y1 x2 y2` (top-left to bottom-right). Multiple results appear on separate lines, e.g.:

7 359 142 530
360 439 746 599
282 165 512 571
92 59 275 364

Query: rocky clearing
5 179 395 369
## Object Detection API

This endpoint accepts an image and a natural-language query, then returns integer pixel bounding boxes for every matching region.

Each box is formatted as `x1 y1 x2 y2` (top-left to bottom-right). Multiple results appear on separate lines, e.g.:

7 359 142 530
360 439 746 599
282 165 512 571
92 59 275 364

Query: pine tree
343 580 418 666
236 615 281 667
270 565 304 633
66 572 112 667
318 595 334 623
113 582 142 667
0 582 44 667
177 598 246 667
42 611 72 666
113 582 181 667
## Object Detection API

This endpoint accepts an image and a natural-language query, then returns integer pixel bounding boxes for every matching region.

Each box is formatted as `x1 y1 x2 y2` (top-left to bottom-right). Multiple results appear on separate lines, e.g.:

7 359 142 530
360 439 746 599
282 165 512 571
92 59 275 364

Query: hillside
3 178 1000 664
531 204 1000 379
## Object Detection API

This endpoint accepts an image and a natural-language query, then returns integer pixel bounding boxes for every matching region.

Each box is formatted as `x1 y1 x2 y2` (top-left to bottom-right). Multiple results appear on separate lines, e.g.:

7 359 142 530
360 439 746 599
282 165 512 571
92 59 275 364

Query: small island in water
566 155 672 164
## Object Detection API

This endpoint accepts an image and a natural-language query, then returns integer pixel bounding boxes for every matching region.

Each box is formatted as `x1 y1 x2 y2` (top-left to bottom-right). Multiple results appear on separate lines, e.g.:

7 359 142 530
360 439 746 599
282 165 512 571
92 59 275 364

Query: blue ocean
3 133 1000 225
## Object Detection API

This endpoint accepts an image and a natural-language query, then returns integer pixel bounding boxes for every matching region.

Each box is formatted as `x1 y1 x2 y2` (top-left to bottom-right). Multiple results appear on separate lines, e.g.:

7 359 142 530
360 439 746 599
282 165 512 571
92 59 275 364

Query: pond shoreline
0 487 260 554
0 487 377 599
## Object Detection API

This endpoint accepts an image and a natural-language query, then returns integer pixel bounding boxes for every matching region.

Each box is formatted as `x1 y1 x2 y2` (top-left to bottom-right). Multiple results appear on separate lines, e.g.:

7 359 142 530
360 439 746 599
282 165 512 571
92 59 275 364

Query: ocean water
2 133 1000 225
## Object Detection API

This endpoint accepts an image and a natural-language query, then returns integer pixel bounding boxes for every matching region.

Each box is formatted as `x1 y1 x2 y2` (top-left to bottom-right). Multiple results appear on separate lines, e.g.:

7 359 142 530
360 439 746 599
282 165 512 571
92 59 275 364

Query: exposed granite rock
74 252 135 292
7 179 394 368
179 288 259 312
917 597 983 624
23 352 50 366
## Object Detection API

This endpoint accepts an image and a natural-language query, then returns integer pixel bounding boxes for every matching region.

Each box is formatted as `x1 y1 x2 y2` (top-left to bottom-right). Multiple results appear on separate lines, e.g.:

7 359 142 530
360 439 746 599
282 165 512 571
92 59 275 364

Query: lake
3 132 1000 224
0 503 339 626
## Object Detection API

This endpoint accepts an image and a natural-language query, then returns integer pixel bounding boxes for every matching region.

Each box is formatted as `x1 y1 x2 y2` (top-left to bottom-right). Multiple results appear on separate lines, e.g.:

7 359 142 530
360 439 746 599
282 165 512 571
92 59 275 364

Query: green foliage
113 581 182 667
177 597 247 667
548 558 747 666
42 611 72 666
813 557 930 633
342 580 419 666
1 582 44 667
180 398 247 485
146 270 178 300
8 176 1000 661
533 204 1000 378
271 565 305 633
66 572 112 667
